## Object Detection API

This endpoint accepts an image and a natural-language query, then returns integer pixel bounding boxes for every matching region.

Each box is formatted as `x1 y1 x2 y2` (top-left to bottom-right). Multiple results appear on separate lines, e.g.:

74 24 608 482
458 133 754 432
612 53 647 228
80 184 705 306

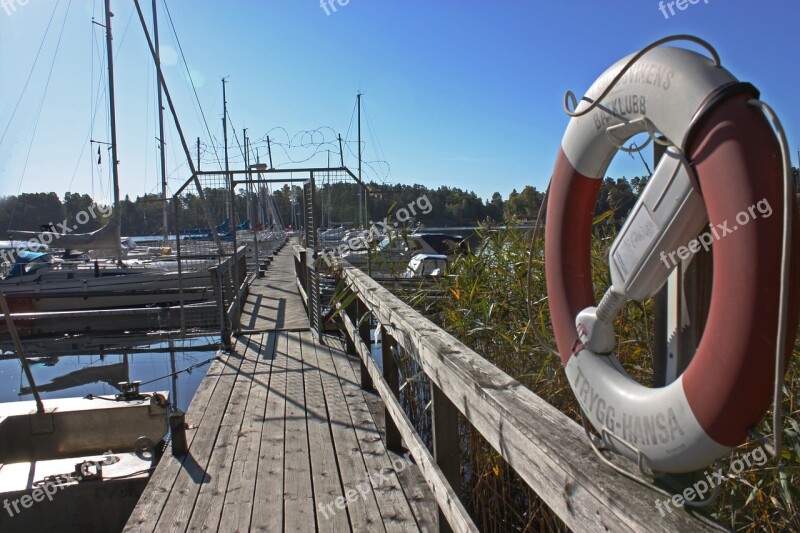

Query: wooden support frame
332 257 718 533
381 325 402 452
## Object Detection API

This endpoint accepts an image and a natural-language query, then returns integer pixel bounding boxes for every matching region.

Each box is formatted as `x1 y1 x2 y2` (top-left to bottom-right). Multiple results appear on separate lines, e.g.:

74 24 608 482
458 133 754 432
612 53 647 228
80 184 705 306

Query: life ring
545 46 800 473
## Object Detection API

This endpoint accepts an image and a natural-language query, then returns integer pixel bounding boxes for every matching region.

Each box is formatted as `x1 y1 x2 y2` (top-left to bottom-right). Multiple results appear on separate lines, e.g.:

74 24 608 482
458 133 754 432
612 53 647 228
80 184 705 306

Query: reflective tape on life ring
545 47 800 473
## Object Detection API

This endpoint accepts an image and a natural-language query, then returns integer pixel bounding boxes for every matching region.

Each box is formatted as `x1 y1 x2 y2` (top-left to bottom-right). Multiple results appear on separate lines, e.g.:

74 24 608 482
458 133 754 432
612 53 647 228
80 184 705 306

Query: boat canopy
181 219 230 236
0 241 49 253
7 217 120 252
5 250 55 279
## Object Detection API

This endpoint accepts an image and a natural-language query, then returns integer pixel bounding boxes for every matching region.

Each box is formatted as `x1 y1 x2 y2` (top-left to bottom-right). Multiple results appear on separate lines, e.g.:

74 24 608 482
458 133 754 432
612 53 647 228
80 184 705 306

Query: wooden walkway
125 248 436 532
238 247 308 333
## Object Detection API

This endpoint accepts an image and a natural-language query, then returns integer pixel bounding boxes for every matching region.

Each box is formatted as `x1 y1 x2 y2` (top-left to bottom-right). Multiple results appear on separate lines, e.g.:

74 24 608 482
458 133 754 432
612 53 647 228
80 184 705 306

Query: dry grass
402 219 800 531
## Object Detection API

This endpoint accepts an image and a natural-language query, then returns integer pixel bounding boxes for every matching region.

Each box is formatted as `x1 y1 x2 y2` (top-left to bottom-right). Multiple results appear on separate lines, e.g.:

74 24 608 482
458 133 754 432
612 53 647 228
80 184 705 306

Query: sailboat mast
244 129 252 228
104 0 122 262
222 78 231 222
132 0 224 253
152 0 169 245
357 92 363 228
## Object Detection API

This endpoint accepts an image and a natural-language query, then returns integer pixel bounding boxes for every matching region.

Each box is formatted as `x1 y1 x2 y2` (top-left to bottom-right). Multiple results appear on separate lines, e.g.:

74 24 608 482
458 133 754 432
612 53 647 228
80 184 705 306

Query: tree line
2 169 797 237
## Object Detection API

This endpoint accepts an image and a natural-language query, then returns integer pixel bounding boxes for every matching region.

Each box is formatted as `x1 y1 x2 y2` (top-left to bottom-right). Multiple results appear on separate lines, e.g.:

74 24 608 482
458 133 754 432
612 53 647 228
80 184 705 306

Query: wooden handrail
332 257 717 533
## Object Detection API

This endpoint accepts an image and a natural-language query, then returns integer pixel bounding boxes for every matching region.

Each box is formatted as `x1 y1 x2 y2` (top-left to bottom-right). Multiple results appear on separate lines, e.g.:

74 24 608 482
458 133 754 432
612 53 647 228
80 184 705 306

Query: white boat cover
7 217 121 251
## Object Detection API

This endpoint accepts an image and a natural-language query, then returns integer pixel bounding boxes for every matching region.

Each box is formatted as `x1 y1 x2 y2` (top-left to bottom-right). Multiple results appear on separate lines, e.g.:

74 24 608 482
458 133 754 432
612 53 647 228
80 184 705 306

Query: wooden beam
381 325 402 452
338 261 717 533
340 309 477 533
356 297 373 392
433 382 461 533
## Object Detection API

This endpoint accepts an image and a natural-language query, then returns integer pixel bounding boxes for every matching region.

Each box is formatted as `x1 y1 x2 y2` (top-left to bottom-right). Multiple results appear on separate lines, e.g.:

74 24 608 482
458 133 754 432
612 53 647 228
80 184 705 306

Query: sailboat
0 5 174 531
0 1 215 315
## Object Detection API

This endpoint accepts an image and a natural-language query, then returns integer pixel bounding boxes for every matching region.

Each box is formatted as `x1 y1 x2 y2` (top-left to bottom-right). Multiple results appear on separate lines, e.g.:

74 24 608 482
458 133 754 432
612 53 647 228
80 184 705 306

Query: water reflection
0 334 219 412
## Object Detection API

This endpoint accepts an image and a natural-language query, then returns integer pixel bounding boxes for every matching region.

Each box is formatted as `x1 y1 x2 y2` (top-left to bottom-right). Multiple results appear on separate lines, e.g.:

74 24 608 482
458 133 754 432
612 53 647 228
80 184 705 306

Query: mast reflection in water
0 334 218 412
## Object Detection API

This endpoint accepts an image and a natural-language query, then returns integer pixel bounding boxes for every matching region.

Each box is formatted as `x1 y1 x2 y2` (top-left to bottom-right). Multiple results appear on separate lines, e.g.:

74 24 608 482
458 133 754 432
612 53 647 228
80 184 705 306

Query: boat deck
125 247 436 532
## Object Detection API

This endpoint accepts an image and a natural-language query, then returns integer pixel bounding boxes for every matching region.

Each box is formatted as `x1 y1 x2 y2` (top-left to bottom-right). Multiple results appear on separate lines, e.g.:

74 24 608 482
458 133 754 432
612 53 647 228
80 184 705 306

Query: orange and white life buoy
545 46 800 473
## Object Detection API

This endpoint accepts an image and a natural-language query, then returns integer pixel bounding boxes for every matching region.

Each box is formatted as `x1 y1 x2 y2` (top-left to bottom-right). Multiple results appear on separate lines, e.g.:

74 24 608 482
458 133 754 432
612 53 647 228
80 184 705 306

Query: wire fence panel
173 172 240 339
170 167 362 341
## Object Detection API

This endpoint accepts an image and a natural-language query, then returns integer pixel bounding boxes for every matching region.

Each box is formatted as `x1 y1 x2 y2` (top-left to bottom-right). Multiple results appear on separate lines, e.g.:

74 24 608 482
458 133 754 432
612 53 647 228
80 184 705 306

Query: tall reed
404 218 800 531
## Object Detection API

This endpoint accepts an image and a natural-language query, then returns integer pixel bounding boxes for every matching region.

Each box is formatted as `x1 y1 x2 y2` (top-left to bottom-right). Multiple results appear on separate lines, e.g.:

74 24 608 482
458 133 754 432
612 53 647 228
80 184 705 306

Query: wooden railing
208 245 248 344
293 246 309 307
329 256 717 533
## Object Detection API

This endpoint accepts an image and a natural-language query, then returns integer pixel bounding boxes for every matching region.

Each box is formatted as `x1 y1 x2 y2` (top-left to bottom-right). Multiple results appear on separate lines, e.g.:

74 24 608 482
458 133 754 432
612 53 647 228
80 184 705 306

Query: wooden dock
238 247 309 333
125 247 436 532
125 243 718 532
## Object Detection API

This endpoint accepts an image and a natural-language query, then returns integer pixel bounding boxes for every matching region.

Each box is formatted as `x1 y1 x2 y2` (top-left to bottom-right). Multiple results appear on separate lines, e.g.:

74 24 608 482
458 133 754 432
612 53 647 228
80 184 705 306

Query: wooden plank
250 331 289 531
152 340 249 531
283 331 315 530
124 349 233 532
339 311 475 533
358 300 374 392
220 332 276 532
356 370 439 533
297 277 308 307
312 335 387 532
187 335 263 531
327 337 425 532
339 262 718 533
299 331 351 532
239 247 310 333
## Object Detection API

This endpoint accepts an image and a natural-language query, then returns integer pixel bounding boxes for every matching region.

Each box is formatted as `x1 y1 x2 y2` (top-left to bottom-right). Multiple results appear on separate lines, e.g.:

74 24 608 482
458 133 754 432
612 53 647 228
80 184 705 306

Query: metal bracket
116 380 144 401
29 411 55 435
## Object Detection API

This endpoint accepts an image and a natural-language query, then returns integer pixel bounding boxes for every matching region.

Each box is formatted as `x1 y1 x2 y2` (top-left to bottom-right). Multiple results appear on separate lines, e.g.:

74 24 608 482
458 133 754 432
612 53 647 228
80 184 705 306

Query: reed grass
402 218 800 531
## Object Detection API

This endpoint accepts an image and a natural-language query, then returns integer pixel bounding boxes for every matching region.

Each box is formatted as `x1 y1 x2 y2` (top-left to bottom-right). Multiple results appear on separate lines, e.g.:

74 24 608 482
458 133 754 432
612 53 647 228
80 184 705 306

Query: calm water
0 335 218 412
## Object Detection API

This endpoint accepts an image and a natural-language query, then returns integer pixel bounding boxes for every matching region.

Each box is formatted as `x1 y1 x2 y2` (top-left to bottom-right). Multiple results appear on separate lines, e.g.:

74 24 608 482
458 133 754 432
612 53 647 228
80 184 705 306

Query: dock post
344 296 359 356
169 410 188 456
358 298 373 392
211 262 231 350
0 291 45 413
381 325 402 452
432 383 461 533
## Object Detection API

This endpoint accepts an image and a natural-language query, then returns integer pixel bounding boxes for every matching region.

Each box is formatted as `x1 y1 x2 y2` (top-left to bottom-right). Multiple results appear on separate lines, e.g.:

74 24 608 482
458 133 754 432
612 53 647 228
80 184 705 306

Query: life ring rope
563 34 721 119
746 98 794 464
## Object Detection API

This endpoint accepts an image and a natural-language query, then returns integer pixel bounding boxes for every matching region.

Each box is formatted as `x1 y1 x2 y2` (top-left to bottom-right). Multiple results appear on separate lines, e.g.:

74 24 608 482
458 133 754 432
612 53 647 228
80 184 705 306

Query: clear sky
0 0 798 206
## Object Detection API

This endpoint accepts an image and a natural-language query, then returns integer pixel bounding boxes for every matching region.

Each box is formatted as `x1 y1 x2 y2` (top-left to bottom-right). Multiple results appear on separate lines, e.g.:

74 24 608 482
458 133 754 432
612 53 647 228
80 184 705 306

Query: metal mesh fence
172 172 251 338
170 167 362 340
307 169 364 337
314 169 365 234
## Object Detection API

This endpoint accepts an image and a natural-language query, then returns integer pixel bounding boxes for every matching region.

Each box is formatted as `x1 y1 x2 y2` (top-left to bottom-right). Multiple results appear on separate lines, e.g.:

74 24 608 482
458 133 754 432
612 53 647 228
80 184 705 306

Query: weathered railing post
432 383 461 533
238 246 247 284
358 298 374 392
343 296 359 356
210 262 231 350
296 248 307 289
223 263 234 306
381 325 402 452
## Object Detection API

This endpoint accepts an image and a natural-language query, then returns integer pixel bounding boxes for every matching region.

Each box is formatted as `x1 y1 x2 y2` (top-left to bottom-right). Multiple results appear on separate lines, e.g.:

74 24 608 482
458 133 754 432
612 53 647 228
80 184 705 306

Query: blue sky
0 0 798 205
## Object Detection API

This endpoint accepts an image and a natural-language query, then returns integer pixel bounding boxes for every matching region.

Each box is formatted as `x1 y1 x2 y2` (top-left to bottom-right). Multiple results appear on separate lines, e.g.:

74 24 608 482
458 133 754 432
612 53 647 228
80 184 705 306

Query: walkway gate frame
224 166 365 339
